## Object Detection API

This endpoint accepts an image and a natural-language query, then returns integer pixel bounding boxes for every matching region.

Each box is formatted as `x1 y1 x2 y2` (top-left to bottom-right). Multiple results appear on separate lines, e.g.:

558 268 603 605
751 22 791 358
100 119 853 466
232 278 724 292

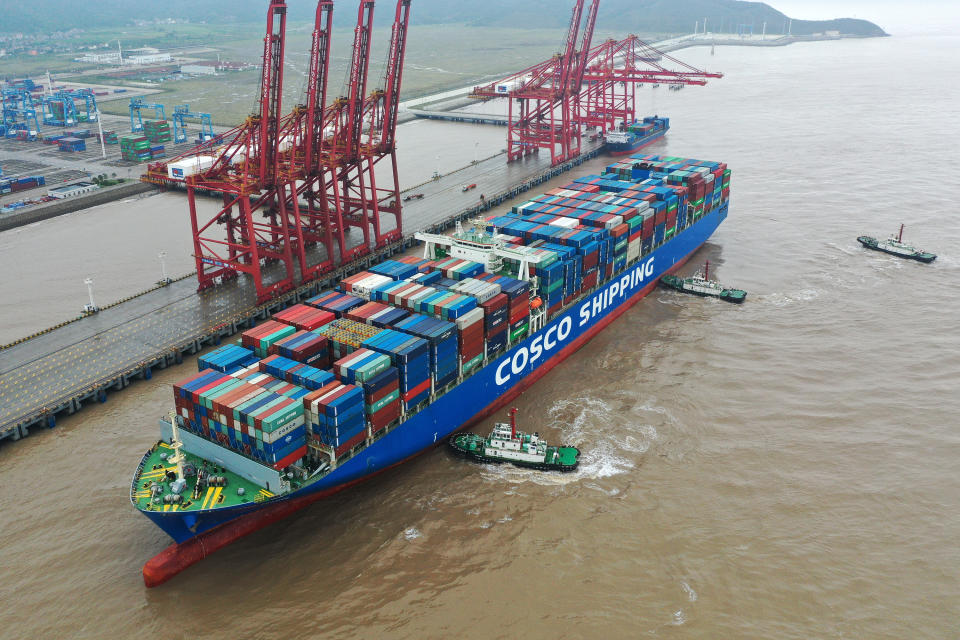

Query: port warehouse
151 152 729 475
0 147 605 445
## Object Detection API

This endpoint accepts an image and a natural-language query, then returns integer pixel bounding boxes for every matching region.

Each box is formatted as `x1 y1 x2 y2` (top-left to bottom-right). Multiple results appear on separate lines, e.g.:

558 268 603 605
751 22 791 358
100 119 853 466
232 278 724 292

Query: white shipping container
454 306 485 330
166 155 216 179
550 216 579 229
352 274 393 300
602 215 624 230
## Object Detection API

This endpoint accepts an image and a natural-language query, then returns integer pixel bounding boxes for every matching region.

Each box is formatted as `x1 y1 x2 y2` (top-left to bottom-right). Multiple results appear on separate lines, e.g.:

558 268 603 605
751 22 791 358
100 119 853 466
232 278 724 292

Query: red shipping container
241 320 291 350
367 379 400 405
273 446 308 470
302 382 344 411
508 290 530 307
404 378 431 402
509 307 529 324
370 402 401 432
481 293 508 312
334 431 367 457
642 217 655 239
273 304 335 331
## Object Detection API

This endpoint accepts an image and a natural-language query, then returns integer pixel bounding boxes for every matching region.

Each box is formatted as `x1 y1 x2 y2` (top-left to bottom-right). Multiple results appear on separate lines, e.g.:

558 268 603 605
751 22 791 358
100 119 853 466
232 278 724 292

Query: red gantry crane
284 0 411 280
470 0 600 166
472 4 722 167
578 35 723 135
278 0 343 281
170 0 297 302
333 0 411 252
143 0 413 301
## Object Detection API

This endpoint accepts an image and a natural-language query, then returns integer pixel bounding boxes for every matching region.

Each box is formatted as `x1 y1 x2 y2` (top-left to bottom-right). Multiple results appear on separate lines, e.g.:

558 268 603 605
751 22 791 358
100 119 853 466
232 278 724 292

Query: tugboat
858 224 936 263
660 261 746 303
448 408 580 472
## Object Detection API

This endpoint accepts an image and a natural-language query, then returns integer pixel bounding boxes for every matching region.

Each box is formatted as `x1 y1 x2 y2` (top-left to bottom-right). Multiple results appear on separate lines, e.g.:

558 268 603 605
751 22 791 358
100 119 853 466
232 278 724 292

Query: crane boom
345 1 375 161
305 1 334 173
258 0 287 185
378 0 412 153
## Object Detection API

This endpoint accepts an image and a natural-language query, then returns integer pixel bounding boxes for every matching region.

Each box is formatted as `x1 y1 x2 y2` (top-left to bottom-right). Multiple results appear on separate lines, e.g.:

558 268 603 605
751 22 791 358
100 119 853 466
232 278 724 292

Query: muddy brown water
1 35 958 638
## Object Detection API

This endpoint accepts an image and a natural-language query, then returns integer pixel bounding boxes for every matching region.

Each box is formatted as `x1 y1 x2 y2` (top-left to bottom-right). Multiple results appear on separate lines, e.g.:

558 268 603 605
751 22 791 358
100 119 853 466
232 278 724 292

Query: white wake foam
478 395 661 486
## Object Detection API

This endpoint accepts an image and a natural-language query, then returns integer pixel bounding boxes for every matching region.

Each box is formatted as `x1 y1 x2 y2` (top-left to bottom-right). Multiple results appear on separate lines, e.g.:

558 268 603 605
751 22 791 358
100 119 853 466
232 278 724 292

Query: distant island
2 0 886 38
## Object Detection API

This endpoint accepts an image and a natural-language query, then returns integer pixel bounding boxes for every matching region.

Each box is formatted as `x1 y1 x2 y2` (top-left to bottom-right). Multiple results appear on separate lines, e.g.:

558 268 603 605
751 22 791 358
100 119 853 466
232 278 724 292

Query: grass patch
52 23 669 128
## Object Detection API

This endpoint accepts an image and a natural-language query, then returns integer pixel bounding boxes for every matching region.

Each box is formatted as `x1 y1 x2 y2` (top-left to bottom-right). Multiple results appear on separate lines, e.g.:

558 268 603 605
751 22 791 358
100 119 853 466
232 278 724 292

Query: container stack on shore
57 137 86 152
167 152 730 471
0 175 45 194
144 119 171 144
120 134 151 162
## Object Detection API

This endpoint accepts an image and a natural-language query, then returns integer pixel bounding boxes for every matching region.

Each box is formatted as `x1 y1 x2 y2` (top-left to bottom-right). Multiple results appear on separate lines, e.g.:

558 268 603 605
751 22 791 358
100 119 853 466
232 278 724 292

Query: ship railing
130 448 154 505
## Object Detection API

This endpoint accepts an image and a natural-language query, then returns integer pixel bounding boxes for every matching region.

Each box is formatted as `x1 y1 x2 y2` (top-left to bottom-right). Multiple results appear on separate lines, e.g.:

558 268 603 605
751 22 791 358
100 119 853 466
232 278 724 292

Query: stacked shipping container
168 153 729 472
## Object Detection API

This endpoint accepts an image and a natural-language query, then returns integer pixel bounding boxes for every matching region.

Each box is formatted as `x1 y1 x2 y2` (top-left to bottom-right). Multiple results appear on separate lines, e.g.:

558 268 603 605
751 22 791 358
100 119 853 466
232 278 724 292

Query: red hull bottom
142 249 700 587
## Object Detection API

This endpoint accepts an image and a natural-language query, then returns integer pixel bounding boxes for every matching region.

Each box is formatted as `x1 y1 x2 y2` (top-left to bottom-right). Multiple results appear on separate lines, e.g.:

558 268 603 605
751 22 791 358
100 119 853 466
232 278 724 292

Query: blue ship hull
140 203 727 544
606 129 667 156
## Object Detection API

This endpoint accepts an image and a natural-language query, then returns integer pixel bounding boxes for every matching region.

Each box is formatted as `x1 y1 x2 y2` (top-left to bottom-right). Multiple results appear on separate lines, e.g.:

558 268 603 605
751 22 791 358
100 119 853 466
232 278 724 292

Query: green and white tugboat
660 260 746 303
448 408 580 472
857 224 937 263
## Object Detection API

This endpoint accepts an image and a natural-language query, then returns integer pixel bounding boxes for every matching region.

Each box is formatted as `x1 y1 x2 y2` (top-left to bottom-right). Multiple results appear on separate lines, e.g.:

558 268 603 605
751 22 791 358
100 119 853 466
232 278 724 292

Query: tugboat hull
857 236 936 263
659 275 746 303
448 434 580 472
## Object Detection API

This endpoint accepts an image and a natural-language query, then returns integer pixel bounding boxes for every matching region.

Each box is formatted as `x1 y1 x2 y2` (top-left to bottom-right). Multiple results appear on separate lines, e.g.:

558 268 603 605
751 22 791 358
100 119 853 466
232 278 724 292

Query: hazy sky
771 1 960 35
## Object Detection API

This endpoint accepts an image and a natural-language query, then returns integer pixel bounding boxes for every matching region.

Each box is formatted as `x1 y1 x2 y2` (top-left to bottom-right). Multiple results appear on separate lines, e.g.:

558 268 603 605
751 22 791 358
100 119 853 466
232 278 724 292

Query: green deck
132 441 276 513
548 445 580 466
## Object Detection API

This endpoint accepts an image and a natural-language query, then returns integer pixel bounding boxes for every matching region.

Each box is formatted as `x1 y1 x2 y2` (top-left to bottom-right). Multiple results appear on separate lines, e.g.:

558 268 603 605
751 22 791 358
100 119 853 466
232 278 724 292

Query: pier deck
0 141 603 443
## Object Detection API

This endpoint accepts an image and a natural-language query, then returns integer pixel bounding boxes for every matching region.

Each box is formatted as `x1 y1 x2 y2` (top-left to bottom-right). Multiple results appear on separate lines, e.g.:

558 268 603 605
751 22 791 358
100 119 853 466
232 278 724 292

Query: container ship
604 116 669 156
132 152 731 585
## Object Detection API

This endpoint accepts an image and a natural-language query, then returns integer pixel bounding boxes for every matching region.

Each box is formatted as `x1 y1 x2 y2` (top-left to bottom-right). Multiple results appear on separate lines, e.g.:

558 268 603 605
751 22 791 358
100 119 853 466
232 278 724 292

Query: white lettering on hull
495 257 655 387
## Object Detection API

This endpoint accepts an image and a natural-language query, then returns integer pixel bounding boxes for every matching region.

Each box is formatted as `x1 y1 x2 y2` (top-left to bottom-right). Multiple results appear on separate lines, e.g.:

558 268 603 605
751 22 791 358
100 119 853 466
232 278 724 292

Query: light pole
83 278 99 314
95 108 106 159
473 141 479 164
158 250 171 284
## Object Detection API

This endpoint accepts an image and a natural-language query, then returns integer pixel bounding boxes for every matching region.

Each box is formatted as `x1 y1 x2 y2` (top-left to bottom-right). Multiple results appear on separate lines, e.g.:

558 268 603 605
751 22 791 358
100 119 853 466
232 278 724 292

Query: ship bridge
414 220 551 281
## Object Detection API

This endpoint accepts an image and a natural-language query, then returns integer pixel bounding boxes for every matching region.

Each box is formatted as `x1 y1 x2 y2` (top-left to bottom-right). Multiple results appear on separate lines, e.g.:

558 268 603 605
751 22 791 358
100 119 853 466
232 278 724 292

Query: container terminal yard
0 0 725 448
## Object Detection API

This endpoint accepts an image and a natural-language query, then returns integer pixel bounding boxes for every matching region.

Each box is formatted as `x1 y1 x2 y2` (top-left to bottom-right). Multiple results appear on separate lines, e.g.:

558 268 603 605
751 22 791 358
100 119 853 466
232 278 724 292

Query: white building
181 64 217 76
124 53 172 65
77 52 121 64
48 181 100 199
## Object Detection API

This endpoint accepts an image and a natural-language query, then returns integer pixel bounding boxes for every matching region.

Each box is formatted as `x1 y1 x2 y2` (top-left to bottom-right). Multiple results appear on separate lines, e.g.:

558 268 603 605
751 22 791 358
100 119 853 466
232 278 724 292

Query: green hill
2 0 886 37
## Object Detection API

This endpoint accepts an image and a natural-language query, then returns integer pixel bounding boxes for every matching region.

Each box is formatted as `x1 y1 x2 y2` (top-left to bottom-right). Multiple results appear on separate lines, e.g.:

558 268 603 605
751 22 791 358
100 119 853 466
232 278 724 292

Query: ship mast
898 224 904 243
166 410 187 481
704 259 709 280
509 407 518 439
